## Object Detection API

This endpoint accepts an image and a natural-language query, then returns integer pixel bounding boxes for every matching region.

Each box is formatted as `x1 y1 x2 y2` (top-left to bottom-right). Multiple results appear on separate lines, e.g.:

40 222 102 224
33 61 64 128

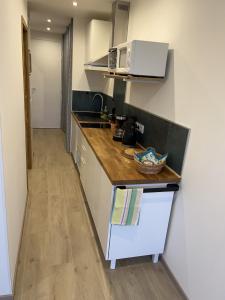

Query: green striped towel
111 188 143 225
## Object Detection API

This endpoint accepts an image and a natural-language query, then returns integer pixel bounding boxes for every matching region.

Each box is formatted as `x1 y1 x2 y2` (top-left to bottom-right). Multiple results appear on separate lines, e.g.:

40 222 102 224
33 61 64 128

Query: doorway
21 17 32 169
30 32 62 129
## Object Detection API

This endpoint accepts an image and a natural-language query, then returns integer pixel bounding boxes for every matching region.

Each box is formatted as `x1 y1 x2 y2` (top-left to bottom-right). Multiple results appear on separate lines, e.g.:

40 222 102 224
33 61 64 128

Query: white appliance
108 40 169 77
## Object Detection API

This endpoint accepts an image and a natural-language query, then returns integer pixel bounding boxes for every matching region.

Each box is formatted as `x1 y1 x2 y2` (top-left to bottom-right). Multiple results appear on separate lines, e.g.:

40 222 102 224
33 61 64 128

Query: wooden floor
14 129 185 300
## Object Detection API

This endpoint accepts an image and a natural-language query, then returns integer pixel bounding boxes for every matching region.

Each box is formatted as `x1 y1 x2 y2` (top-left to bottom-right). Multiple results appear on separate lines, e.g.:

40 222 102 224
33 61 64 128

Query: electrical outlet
136 122 145 134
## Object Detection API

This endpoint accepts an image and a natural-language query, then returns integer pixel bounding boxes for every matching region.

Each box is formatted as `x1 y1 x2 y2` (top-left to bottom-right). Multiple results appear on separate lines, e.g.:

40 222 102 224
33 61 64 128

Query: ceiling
28 0 113 34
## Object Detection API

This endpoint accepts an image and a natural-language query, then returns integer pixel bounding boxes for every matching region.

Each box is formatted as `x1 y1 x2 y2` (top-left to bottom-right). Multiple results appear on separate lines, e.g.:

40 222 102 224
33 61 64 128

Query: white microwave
108 40 169 77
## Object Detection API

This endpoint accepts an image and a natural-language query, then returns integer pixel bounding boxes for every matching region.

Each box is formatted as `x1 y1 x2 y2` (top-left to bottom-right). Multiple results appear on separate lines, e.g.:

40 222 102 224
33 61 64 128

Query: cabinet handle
117 184 179 193
143 184 179 193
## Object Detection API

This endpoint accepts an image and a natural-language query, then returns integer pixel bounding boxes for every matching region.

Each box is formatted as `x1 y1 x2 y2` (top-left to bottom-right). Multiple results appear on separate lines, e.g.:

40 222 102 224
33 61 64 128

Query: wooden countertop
72 113 181 185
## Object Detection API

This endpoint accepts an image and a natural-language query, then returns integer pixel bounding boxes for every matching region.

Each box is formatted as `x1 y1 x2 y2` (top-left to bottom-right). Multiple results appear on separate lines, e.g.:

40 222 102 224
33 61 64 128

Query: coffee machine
113 115 127 141
122 117 137 146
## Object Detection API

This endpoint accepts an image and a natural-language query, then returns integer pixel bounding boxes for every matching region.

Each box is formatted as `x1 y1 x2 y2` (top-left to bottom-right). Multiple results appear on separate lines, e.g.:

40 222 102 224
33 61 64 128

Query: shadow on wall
85 71 109 92
126 50 175 121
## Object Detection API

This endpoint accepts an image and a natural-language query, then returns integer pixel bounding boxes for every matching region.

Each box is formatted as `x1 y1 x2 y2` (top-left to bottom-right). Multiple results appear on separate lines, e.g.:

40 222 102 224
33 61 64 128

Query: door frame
21 17 32 170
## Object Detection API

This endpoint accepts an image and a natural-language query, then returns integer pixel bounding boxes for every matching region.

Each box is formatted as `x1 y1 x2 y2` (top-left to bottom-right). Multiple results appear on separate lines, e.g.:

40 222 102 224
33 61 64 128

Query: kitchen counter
71 112 181 268
81 128 180 185
72 113 181 185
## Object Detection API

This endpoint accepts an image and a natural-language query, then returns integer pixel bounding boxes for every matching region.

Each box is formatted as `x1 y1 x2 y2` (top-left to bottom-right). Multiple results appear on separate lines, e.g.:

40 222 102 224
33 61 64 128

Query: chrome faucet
92 93 104 112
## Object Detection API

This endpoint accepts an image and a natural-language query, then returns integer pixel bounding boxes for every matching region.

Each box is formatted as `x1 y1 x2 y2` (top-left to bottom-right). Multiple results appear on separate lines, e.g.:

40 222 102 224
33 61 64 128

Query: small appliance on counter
108 108 116 134
122 116 137 146
113 115 127 141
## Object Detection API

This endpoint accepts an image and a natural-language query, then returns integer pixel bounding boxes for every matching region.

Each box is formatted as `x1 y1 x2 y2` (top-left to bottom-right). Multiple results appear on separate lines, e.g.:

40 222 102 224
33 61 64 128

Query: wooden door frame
21 16 32 170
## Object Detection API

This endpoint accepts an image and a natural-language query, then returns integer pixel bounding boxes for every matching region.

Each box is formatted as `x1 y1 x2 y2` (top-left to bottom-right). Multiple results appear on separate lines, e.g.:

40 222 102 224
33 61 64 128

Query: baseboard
13 192 30 293
161 258 189 300
0 295 13 300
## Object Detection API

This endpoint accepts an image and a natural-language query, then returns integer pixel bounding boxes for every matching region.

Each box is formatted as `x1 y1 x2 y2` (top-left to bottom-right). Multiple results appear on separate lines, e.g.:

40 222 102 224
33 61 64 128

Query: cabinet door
74 123 80 163
78 132 113 257
108 191 174 260
94 168 113 257
71 118 80 163
79 135 89 189
83 144 98 215
71 118 76 159
76 125 82 170
87 158 113 257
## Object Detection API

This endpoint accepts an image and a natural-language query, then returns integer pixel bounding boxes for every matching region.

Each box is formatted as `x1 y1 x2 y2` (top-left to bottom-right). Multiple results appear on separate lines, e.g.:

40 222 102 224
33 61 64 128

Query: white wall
86 19 112 62
127 1 225 299
30 31 62 128
72 17 114 97
0 0 28 294
0 125 11 295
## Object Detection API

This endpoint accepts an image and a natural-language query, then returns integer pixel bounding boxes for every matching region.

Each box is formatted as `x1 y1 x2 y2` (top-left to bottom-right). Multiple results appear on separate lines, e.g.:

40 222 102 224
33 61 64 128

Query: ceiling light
73 1 78 6
46 27 51 31
47 19 52 23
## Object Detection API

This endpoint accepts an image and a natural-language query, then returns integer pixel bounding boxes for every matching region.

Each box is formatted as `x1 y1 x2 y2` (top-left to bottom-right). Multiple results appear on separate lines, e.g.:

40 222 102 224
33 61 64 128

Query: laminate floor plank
14 129 185 300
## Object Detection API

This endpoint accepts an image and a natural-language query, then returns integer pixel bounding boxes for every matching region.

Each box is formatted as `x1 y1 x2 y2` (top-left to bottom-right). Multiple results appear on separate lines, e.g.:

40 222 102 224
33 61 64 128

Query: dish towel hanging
111 188 143 225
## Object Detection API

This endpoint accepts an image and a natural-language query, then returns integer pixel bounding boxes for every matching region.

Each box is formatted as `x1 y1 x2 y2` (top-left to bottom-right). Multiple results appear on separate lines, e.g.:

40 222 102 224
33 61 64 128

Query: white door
30 33 62 128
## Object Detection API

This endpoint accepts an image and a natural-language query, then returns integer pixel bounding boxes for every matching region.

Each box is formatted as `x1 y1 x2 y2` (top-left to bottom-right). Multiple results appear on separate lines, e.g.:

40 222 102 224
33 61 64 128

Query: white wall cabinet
86 19 112 63
73 126 177 269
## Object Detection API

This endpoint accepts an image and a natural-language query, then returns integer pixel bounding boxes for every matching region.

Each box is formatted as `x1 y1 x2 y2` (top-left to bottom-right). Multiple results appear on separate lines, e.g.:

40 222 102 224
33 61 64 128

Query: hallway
14 129 184 300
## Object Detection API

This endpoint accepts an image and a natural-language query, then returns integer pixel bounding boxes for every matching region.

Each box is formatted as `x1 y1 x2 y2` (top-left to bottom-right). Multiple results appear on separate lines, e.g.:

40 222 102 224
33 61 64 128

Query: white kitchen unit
77 126 113 255
71 117 76 161
72 120 179 269
86 19 112 63
108 189 174 268
71 117 80 164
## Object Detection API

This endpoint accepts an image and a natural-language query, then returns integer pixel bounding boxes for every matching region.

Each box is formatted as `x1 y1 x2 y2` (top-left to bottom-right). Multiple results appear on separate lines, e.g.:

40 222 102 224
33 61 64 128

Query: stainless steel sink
80 123 111 128
74 111 109 123
73 112 110 128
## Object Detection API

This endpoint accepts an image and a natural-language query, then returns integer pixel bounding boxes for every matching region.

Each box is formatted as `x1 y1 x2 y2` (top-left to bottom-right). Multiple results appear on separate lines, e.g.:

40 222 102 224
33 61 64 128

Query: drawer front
108 191 174 260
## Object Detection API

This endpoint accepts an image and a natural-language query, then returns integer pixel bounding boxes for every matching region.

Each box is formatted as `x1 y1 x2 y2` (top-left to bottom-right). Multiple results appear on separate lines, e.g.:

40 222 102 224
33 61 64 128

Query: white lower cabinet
77 130 113 256
75 128 176 269
71 118 76 160
108 191 173 261
71 117 79 163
